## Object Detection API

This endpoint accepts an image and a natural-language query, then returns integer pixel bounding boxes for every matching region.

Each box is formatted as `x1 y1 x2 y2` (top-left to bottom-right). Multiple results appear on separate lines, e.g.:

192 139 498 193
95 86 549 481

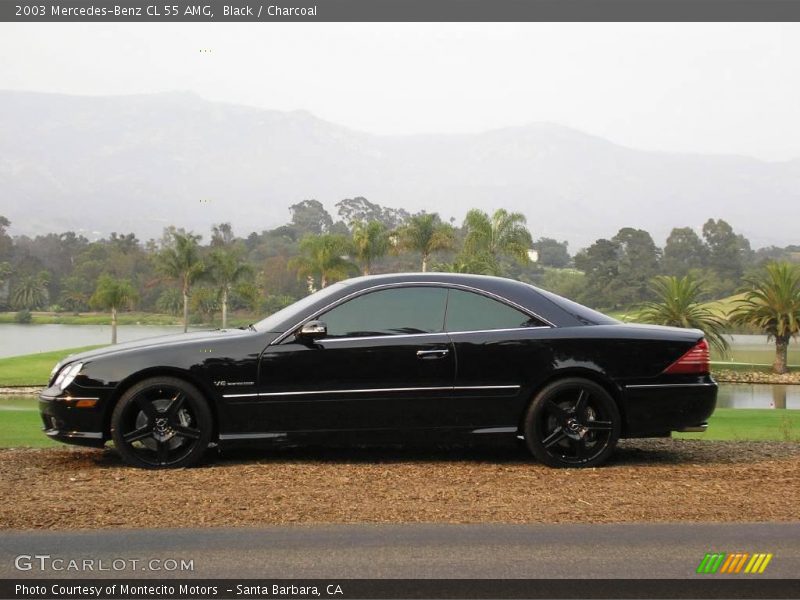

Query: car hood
54 328 260 366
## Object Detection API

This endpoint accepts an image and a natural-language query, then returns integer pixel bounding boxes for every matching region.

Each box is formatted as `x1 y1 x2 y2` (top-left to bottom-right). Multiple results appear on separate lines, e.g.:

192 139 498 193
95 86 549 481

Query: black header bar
5 0 800 22
3 579 800 600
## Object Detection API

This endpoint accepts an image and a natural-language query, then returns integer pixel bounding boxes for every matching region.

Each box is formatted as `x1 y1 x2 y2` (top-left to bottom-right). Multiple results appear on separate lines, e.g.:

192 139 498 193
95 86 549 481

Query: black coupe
40 273 717 469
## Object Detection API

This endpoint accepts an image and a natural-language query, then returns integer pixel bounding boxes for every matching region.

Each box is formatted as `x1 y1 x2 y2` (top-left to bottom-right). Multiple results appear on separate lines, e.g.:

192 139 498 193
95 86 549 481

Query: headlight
54 362 83 389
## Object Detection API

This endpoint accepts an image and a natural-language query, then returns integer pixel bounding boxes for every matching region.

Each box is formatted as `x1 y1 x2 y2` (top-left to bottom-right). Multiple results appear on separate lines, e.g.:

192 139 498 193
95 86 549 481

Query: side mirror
298 320 327 341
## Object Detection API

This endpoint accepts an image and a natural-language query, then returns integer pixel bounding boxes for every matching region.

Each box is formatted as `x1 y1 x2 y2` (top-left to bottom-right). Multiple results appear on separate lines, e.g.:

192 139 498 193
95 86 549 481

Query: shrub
14 309 32 323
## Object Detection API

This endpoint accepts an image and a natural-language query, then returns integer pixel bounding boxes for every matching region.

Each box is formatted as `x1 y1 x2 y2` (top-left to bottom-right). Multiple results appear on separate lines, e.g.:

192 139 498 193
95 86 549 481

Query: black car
39 273 717 469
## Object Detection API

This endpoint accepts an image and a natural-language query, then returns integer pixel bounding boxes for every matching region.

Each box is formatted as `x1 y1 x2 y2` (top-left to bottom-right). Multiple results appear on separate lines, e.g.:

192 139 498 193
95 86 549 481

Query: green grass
0 398 60 447
0 346 103 386
0 398 797 448
0 311 181 326
674 408 800 442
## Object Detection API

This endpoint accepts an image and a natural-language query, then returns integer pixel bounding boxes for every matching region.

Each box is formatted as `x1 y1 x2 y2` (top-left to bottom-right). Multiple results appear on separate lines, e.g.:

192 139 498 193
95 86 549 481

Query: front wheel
523 378 621 468
111 376 213 469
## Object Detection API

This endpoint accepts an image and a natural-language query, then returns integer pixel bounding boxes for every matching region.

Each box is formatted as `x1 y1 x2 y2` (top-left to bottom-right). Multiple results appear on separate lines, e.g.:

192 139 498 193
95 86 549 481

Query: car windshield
252 282 348 332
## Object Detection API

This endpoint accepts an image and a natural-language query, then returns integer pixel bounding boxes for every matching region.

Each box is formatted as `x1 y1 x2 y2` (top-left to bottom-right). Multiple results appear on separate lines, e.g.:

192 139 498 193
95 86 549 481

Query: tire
523 377 621 468
111 376 213 469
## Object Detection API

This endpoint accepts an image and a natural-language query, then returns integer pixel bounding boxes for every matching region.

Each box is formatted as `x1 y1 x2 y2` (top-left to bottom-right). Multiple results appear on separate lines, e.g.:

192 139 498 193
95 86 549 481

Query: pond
0 323 204 358
2 383 798 410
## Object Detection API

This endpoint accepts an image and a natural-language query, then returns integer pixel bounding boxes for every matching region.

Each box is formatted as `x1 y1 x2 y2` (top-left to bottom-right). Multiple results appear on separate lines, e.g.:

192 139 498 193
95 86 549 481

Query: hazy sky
2 22 799 161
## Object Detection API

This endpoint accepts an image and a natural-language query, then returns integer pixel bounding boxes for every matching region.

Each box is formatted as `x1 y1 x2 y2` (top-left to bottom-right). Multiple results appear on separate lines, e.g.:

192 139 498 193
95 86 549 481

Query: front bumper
39 386 107 447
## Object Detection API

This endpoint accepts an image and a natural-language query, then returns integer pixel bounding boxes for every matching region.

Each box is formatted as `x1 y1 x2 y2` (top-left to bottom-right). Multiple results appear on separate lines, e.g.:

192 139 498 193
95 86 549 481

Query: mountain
1 90 798 250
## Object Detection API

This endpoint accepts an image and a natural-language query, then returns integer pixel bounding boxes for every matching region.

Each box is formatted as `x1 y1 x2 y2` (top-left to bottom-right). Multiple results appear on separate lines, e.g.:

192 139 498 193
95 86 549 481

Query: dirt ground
1 440 798 530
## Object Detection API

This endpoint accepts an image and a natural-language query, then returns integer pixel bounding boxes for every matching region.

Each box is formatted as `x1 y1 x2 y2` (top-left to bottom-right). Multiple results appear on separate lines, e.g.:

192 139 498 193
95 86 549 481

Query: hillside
1 90 798 249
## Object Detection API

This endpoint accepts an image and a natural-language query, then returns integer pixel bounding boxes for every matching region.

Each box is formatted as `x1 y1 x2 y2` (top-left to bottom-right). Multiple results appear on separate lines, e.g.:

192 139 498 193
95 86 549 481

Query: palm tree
730 262 800 374
90 274 138 344
10 272 50 310
207 248 253 328
397 213 454 272
290 234 355 290
156 231 204 332
352 220 389 275
462 208 533 274
639 275 730 355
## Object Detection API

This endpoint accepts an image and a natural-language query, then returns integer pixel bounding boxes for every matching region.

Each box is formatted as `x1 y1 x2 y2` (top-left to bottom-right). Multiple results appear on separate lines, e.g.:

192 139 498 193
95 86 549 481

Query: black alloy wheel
111 376 212 469
524 378 621 468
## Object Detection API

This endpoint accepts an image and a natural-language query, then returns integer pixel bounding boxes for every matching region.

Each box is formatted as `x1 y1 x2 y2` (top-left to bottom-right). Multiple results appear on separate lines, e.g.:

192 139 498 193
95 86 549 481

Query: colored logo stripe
697 553 772 574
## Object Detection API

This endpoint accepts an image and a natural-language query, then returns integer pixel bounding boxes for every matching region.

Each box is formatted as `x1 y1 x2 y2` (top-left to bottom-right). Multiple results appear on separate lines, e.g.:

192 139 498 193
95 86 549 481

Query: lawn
0 346 103 386
1 397 797 448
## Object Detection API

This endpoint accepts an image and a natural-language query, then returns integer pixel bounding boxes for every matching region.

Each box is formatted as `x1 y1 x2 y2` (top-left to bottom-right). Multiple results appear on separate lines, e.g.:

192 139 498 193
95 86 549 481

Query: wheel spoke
542 427 566 448
134 396 157 419
172 425 201 440
165 392 186 418
156 439 170 464
574 389 588 416
545 399 567 421
123 425 152 443
572 437 588 459
585 420 613 431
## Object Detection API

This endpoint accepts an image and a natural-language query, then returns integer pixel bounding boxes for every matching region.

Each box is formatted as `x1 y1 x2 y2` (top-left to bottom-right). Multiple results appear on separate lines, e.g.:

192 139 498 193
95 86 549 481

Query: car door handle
416 349 449 359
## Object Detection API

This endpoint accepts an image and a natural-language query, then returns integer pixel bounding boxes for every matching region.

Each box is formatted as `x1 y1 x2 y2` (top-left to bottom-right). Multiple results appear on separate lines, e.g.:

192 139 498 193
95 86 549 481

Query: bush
14 309 32 323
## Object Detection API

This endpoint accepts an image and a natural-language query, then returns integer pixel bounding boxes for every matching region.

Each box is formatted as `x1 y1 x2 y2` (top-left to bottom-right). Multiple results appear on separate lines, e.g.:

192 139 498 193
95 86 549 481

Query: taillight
663 339 710 375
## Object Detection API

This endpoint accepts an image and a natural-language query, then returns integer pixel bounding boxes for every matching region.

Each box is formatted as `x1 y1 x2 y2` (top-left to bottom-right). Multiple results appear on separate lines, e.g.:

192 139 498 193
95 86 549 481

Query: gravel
2 440 798 530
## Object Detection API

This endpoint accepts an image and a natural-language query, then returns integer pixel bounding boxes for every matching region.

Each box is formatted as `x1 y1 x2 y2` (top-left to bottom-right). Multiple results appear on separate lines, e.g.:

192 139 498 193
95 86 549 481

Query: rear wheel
111 376 212 469
524 378 620 468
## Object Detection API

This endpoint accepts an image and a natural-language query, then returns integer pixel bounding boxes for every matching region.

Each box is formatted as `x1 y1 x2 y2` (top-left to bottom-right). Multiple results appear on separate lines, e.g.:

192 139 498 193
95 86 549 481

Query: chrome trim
471 427 518 434
447 326 551 336
322 332 450 343
223 384 521 399
271 281 554 346
625 383 717 389
676 424 708 433
57 397 100 401
44 429 103 439
218 432 287 440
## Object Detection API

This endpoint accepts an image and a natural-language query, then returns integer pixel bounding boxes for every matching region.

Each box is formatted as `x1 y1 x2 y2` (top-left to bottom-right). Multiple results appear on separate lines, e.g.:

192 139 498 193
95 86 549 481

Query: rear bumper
621 378 717 438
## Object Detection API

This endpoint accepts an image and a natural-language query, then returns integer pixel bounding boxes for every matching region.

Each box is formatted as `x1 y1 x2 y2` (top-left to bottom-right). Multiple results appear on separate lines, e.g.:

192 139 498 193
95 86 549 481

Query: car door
249 285 455 433
444 287 553 430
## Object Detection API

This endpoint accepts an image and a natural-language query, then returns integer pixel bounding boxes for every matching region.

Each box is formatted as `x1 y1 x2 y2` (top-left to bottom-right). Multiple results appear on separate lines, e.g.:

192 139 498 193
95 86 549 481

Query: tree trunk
774 336 789 374
111 306 117 345
221 288 228 329
321 275 328 288
363 264 370 276
182 290 189 333
421 255 428 273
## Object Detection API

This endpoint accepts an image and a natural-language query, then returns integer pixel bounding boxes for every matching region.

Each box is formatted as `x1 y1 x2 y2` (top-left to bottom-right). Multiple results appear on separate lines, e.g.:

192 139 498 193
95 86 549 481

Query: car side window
319 286 448 338
445 288 545 332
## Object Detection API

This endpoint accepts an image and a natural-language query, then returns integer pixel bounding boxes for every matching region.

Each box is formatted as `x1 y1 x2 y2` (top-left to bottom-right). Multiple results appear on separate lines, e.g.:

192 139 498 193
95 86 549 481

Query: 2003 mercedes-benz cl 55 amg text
40 273 717 469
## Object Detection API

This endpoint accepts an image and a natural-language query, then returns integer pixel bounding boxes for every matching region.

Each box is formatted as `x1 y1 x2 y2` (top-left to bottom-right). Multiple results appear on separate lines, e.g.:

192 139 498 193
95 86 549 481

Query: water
0 323 204 358
2 383 797 410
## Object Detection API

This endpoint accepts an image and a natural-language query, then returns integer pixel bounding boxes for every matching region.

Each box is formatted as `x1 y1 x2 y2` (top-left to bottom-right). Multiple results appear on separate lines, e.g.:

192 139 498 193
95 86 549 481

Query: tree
290 234 355 290
352 220 389 275
207 247 253 328
289 199 334 235
397 213 455 272
336 197 410 230
0 216 12 261
10 271 50 310
462 208 533 274
730 262 800 374
90 275 137 344
639 275 729 355
573 239 620 308
210 222 235 247
532 238 570 268
662 227 708 276
156 231 204 333
611 227 661 306
702 218 752 286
